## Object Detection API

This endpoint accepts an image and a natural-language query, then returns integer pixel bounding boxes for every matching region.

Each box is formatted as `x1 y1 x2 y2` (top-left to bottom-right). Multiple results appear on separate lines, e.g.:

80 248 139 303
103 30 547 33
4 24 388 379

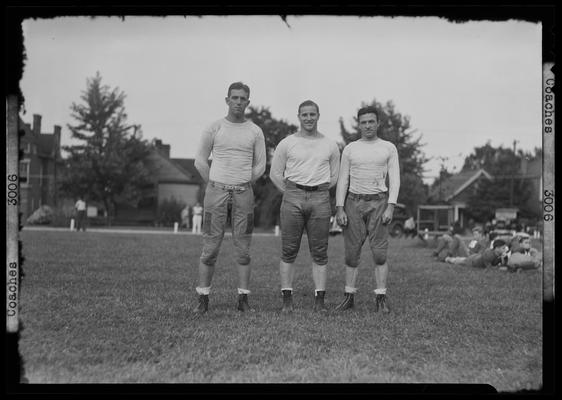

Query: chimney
33 114 42 135
154 139 170 158
53 125 61 157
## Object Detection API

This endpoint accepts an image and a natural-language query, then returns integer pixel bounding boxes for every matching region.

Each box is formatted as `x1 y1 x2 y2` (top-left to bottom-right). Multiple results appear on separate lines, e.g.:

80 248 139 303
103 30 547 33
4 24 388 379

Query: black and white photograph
5 4 555 395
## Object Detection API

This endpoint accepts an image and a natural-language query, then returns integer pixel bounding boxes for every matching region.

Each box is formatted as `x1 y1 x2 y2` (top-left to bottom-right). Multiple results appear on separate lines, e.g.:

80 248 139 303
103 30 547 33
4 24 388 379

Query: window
19 160 30 183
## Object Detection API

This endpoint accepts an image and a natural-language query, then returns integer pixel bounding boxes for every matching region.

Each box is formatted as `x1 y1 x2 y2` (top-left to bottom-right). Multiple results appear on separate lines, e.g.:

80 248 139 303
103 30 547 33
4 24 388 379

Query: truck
416 204 456 238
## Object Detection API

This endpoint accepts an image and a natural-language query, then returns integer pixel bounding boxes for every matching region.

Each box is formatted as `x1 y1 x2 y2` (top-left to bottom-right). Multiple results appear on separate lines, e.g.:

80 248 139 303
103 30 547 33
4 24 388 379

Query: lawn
18 230 542 391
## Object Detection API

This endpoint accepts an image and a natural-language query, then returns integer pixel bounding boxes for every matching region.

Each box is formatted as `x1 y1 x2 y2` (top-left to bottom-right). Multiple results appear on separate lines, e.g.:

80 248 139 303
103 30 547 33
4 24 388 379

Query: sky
20 15 542 183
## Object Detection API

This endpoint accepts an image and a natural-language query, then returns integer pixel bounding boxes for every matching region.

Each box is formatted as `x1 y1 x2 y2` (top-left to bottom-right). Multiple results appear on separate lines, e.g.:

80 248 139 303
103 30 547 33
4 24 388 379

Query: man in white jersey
192 82 266 314
191 202 203 234
74 196 87 232
334 106 400 313
270 100 340 313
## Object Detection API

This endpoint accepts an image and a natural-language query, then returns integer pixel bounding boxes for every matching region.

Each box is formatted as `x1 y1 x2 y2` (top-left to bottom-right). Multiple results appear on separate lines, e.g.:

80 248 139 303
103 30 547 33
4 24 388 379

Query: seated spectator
505 236 542 272
467 226 490 255
445 239 509 269
433 223 468 261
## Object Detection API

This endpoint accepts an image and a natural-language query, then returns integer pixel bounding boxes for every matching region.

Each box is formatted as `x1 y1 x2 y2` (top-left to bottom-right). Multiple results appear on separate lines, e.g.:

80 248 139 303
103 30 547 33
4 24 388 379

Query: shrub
156 197 185 227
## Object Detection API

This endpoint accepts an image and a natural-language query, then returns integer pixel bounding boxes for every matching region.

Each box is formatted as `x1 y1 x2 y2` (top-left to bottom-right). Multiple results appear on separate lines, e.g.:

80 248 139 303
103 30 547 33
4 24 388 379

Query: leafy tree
464 141 536 222
246 106 297 227
339 99 429 214
59 72 152 225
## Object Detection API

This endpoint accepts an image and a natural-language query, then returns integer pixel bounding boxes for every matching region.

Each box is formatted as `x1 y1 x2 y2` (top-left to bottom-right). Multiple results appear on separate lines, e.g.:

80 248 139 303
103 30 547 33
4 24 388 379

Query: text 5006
7 174 18 206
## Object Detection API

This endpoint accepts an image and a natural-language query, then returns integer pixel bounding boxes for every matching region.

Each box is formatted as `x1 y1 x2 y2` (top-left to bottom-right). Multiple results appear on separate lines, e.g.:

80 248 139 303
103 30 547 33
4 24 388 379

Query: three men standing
192 82 266 314
192 85 400 315
270 100 340 313
334 106 400 313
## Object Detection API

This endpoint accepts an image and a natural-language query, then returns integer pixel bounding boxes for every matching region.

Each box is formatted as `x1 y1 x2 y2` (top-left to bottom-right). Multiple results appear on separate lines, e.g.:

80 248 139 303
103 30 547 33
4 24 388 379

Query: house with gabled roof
113 139 205 224
424 160 541 231
427 168 493 228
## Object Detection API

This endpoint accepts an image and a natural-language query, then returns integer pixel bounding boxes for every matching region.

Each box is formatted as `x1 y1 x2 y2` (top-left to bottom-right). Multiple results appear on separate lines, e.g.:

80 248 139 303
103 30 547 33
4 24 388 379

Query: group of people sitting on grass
431 224 542 272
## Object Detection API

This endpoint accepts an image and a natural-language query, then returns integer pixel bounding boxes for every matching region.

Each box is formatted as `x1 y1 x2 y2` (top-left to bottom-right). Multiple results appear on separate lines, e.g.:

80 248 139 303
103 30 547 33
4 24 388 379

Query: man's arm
269 140 287 193
386 144 400 205
335 149 350 226
251 130 267 182
328 143 341 189
382 144 400 225
194 128 214 183
335 149 350 208
270 141 287 193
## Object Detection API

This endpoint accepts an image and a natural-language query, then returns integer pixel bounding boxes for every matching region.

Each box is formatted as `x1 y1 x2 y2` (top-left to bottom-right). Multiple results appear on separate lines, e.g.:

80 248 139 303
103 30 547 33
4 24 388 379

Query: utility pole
436 156 449 201
510 140 519 207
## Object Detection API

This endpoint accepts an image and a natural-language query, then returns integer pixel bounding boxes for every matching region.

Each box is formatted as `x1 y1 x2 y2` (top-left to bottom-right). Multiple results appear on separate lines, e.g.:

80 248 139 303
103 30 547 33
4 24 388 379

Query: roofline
445 169 492 201
169 158 202 182
150 149 195 182
418 205 454 210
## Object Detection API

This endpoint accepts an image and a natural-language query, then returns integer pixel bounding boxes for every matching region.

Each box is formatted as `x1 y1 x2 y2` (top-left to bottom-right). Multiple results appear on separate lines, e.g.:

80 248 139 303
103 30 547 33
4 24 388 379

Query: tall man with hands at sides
334 106 400 313
192 82 266 315
270 100 340 313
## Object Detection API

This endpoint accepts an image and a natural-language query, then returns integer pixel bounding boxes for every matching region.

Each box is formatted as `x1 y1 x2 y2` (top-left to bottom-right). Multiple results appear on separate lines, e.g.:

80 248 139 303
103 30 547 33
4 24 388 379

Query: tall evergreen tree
59 72 152 224
339 99 429 214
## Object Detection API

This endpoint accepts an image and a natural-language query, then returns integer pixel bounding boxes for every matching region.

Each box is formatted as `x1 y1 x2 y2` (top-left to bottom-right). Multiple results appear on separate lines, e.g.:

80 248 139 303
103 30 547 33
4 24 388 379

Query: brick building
18 114 63 221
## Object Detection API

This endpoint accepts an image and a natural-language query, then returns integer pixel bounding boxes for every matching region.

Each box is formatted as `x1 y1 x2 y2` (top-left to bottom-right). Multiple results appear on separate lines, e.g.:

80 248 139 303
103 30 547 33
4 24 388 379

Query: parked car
388 203 409 237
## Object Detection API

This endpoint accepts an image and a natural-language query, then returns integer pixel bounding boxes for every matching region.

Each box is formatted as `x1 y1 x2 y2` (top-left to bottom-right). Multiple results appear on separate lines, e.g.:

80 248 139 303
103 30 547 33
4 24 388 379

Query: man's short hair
357 106 379 122
519 236 531 243
227 82 250 98
492 239 507 249
298 100 319 114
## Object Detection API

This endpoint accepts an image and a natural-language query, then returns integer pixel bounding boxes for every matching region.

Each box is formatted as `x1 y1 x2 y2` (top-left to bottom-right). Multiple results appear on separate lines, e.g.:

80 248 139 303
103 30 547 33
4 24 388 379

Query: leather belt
287 180 329 192
209 180 250 191
348 192 387 201
296 183 319 191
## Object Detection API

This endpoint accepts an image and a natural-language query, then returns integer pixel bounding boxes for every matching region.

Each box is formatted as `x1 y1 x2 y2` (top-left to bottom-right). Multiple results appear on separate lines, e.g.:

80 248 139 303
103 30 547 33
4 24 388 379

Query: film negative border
6 95 20 333
542 63 554 303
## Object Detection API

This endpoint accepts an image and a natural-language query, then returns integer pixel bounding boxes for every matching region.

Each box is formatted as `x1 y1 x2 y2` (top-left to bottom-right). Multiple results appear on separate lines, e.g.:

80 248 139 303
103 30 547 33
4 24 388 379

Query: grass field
18 230 542 391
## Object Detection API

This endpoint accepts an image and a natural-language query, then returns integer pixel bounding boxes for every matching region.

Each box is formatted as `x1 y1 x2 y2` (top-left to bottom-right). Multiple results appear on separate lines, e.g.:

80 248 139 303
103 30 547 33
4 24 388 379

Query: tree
339 99 429 214
464 142 536 222
246 106 297 227
59 72 152 225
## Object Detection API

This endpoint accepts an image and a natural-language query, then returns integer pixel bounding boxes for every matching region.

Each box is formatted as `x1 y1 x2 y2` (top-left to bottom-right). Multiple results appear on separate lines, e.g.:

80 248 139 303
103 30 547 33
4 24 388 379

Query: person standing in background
192 202 202 234
74 196 87 232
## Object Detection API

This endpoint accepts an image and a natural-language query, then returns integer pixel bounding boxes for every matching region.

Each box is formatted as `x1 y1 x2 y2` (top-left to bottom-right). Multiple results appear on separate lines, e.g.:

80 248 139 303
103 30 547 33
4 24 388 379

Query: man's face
473 230 483 239
358 113 379 139
495 245 508 256
520 239 531 249
298 105 319 132
225 89 250 118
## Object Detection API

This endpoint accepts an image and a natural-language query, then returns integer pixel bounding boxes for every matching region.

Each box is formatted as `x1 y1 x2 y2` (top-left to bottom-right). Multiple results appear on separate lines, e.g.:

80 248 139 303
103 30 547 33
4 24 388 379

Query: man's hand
381 204 395 225
336 207 347 227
